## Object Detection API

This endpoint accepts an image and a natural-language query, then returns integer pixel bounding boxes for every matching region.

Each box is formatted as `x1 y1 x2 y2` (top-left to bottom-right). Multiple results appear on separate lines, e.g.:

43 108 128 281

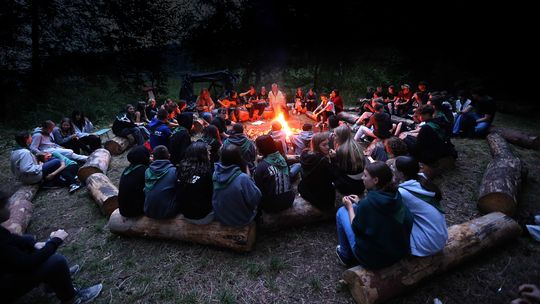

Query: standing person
212 144 261 226
176 142 215 224
0 192 102 304
305 88 318 112
30 120 88 162
118 146 150 217
198 125 222 163
394 156 448 256
112 104 146 146
147 108 172 150
169 112 193 165
144 146 178 219
330 89 344 114
331 125 366 196
298 132 336 211
335 161 413 268
222 123 257 173
268 83 288 119
10 132 62 186
70 111 102 153
254 135 295 213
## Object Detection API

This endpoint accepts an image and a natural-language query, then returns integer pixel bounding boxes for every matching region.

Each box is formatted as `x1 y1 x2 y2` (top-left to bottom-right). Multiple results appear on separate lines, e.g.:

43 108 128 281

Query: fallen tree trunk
0 185 39 234
107 209 256 252
8 184 39 203
104 135 134 155
77 148 111 182
85 173 118 216
478 133 527 216
489 126 540 150
343 212 522 304
337 111 360 124
259 196 334 231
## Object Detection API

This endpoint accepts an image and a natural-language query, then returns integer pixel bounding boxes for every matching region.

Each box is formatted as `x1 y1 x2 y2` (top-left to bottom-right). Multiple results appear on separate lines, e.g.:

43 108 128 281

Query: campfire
245 112 302 141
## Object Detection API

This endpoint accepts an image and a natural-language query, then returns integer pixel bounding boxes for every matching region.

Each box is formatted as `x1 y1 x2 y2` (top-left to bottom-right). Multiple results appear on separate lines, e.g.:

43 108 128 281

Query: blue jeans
119 127 145 145
289 163 301 181
453 113 491 137
336 206 360 263
42 158 62 177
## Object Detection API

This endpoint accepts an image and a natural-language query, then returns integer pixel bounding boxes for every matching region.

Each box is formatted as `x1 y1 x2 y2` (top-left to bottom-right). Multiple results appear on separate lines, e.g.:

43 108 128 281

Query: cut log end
104 136 134 155
86 173 118 216
478 193 516 216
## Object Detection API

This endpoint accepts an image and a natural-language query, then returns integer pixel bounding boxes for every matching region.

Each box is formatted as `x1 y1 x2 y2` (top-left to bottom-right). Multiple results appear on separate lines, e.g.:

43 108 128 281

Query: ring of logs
77 148 111 182
85 173 118 216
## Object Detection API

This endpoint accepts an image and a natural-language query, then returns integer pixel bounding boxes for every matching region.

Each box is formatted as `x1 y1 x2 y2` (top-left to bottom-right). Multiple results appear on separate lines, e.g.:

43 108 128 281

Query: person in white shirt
268 83 288 119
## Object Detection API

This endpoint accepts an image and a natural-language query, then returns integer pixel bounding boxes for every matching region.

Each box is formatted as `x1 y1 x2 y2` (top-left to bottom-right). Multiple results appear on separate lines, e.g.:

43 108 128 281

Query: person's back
144 146 178 219
11 145 42 185
169 112 193 165
119 146 150 217
222 124 256 172
291 124 314 155
148 109 172 149
369 112 392 139
298 150 335 211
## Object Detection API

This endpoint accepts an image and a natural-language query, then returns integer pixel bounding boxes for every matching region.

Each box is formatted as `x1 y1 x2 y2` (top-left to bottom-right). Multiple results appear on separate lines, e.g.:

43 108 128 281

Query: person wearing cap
118 146 151 217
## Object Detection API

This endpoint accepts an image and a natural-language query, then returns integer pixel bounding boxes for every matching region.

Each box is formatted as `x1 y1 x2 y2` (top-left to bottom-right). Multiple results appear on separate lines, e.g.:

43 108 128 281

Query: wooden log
77 148 111 182
86 173 118 216
489 126 540 150
8 184 39 204
305 111 318 121
478 133 527 216
258 196 334 231
343 212 522 304
104 135 135 155
107 209 256 252
337 111 360 124
1 199 33 235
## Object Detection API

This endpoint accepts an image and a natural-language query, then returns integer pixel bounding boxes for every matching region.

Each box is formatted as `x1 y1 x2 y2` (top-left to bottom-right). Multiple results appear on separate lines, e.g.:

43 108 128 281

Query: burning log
107 209 256 252
342 212 522 304
86 173 118 216
104 135 135 155
77 148 111 182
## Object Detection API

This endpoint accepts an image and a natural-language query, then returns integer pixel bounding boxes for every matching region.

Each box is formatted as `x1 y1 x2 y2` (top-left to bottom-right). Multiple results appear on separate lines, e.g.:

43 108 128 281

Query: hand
50 229 68 240
519 284 540 302
34 242 46 249
348 194 360 202
328 149 336 158
342 196 353 209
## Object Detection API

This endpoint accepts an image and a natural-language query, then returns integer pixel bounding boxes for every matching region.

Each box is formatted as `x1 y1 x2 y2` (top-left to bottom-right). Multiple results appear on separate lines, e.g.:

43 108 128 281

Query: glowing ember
274 113 293 139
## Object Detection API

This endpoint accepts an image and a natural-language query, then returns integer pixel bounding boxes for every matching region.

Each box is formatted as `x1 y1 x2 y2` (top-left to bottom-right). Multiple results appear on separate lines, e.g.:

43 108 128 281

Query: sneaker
70 264 80 277
74 283 103 304
335 245 349 267
69 183 81 194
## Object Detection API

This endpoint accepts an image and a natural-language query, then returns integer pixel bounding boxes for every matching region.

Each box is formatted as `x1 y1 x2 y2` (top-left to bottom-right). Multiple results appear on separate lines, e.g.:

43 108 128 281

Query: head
229 90 238 99
71 110 84 123
328 115 340 129
334 125 352 147
0 191 10 223
311 132 330 155
320 93 328 103
36 152 52 163
401 84 410 93
308 88 314 94
59 117 72 132
220 144 244 169
126 104 135 115
178 112 194 130
41 120 55 134
148 98 156 107
271 121 282 132
374 103 384 113
418 81 427 91
184 141 211 163
15 132 32 147
418 105 435 122
384 137 408 158
395 156 442 200
296 87 303 94
200 88 210 98
302 123 313 132
255 135 278 157
152 145 170 160
127 145 151 166
249 85 256 94
261 86 267 94
388 85 395 94
202 125 221 142
157 108 168 122
232 123 244 135
271 83 278 93
363 161 394 191
332 89 340 97
376 86 383 93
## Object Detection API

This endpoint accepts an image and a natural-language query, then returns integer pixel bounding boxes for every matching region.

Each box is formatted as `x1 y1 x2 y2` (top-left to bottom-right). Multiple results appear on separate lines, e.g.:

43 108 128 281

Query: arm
241 175 262 209
342 196 357 224
0 237 63 272
45 161 66 180
476 114 492 123
19 151 42 176
29 133 42 154
52 128 73 145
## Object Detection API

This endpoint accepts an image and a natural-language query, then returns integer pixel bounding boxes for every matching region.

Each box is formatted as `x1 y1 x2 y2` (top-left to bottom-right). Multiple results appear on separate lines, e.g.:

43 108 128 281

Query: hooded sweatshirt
352 190 413 269
298 151 335 211
112 112 137 136
398 179 448 256
254 152 295 213
223 133 257 172
270 130 288 154
10 147 43 184
119 146 150 217
29 127 60 154
291 130 313 155
170 113 193 165
212 163 261 226
144 159 178 219
147 118 172 149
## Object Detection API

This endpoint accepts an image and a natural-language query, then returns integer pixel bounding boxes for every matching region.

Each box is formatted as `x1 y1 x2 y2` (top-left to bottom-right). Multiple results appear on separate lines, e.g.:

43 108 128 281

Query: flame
273 113 293 139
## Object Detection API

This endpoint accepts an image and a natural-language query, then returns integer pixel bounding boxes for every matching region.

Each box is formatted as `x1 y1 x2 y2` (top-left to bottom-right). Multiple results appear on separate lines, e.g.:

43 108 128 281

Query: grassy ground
0 112 539 304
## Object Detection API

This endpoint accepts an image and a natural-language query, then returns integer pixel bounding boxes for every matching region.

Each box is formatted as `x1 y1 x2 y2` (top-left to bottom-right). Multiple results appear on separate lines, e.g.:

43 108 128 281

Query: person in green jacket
335 161 413 269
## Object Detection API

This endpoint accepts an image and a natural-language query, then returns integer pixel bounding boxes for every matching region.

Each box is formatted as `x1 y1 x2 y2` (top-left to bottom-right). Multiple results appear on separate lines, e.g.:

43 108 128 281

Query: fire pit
244 113 314 141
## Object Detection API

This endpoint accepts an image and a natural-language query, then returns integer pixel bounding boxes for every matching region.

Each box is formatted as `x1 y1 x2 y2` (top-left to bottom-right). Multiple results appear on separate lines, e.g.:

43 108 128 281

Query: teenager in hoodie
269 121 288 155
118 146 151 217
30 120 88 162
112 104 145 145
198 125 222 163
144 146 178 219
10 132 62 186
298 132 336 211
169 112 193 165
176 142 214 224
336 161 413 269
412 105 456 165
331 125 366 196
291 123 314 155
147 108 172 150
52 117 97 154
394 156 448 256
70 111 102 153
36 152 81 194
212 144 261 227
222 124 257 173
254 135 295 213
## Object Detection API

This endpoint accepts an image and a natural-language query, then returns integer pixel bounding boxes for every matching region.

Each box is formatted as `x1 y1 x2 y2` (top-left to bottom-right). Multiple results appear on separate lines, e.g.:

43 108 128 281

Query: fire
274 113 293 139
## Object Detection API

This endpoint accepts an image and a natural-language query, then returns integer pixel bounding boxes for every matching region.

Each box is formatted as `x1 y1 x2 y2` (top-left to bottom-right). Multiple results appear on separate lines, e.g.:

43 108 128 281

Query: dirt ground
1 112 539 304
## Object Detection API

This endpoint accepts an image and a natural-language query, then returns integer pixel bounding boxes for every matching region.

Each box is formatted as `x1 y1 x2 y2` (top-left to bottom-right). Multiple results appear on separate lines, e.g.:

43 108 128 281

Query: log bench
1 184 39 234
77 148 112 182
489 126 540 150
85 173 118 216
104 135 135 155
107 209 256 252
342 212 522 304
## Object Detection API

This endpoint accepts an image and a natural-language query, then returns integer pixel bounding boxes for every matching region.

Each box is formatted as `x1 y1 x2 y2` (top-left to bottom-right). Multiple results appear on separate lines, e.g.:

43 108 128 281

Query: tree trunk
104 136 134 155
258 196 334 231
1 199 33 235
489 126 540 150
8 184 39 204
478 133 527 216
342 212 522 304
85 173 118 216
107 209 257 252
77 149 111 182
337 112 415 127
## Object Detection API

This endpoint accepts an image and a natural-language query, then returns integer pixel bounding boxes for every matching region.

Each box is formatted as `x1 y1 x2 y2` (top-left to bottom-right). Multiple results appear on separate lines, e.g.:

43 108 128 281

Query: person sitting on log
254 135 295 213
291 123 314 155
453 90 471 116
11 132 62 186
331 125 366 196
241 85 264 121
176 142 215 224
0 191 103 304
428 95 454 138
292 87 307 115
415 81 430 105
355 98 384 129
212 144 261 227
147 108 172 150
335 161 413 268
269 83 289 121
169 112 193 165
196 88 215 122
384 136 409 169
269 121 289 155
112 104 146 146
70 111 102 153
144 145 178 219
452 87 496 138
118 146 150 217
198 125 222 163
393 156 448 256
313 94 335 128
412 105 457 166
145 98 159 120
257 86 269 103
303 88 317 112
393 84 414 117
384 85 399 113
353 103 395 142
134 100 149 124
330 89 344 114
53 117 94 155
298 132 336 211
30 120 88 163
222 123 257 173
36 152 81 194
